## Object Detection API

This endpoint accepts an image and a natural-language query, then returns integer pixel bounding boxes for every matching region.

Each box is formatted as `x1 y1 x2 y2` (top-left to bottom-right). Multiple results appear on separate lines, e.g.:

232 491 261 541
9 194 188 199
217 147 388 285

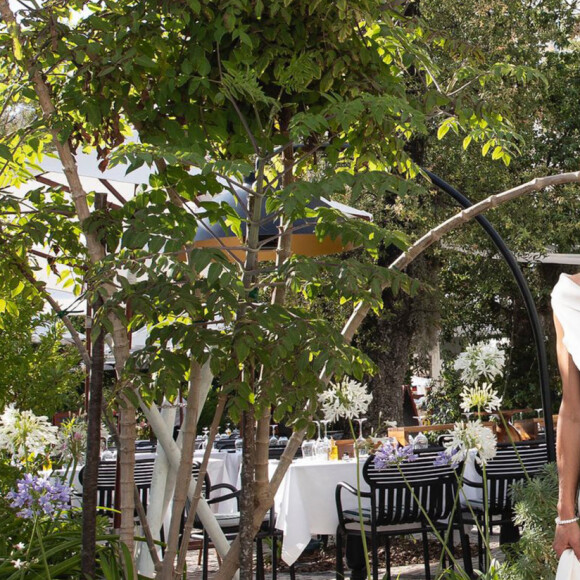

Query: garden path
185 528 503 579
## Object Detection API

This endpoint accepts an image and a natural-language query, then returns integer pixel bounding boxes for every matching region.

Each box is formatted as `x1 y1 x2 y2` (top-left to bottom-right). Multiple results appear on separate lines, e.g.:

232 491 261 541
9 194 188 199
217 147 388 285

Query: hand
554 522 580 560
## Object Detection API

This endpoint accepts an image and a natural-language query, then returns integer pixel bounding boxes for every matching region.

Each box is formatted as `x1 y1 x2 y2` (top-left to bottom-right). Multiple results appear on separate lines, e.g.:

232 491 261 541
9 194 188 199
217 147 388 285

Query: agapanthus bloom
0 405 58 462
434 446 461 467
318 378 372 422
440 420 497 466
7 473 71 519
454 341 505 385
55 416 87 463
460 383 503 414
374 442 418 469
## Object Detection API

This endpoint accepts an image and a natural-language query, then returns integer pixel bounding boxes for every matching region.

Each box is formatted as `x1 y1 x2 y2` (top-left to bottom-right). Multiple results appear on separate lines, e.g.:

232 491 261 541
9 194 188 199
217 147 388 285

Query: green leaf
0 143 13 161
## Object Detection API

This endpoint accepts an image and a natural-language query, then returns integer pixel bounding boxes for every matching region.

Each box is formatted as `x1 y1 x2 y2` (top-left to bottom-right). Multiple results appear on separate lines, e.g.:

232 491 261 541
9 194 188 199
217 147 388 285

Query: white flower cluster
318 378 372 423
0 405 58 461
460 383 503 414
454 341 505 385
55 416 87 463
443 420 497 466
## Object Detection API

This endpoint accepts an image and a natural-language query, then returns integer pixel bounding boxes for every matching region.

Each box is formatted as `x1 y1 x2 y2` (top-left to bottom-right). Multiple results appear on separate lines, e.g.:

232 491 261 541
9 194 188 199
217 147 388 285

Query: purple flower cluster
433 446 461 467
374 443 418 469
7 473 71 519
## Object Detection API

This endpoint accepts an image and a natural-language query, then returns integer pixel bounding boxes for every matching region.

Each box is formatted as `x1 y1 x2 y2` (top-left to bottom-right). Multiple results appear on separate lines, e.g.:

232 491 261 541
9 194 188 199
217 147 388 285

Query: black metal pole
424 169 555 462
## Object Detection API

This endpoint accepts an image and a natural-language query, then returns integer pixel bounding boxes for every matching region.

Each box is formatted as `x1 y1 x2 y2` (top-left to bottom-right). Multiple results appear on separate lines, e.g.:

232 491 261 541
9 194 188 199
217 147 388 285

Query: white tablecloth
271 457 370 566
193 449 242 488
53 451 240 514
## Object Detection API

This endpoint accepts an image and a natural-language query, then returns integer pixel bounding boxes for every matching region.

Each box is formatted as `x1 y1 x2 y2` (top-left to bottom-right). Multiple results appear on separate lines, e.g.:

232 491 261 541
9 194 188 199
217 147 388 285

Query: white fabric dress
552 274 580 579
552 273 580 371
556 549 580 579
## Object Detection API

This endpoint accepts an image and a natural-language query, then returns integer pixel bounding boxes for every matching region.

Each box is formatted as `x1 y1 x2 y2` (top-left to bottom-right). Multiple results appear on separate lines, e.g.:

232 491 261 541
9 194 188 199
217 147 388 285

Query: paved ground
185 528 503 579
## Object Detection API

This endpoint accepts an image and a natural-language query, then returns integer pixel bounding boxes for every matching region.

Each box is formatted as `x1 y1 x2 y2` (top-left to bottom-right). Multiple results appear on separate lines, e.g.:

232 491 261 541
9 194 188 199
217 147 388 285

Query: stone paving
185 528 503 579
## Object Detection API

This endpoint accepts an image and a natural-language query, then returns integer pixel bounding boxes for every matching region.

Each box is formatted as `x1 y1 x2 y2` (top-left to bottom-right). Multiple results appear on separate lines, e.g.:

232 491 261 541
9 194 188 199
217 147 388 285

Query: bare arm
553 313 580 558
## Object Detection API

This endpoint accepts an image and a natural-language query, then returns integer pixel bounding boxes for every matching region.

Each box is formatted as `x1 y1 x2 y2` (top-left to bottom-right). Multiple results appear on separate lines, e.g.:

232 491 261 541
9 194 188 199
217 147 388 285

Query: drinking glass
269 424 279 447
301 439 315 460
355 417 368 457
316 436 330 460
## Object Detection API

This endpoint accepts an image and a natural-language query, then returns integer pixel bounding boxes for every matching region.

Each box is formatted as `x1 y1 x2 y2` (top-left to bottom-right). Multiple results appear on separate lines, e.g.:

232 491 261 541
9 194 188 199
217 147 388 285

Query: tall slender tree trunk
239 406 256 580
81 298 105 579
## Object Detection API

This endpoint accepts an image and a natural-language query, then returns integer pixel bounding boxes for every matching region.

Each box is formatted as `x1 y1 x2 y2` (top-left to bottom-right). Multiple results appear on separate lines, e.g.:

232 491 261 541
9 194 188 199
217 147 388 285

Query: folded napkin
556 549 580 579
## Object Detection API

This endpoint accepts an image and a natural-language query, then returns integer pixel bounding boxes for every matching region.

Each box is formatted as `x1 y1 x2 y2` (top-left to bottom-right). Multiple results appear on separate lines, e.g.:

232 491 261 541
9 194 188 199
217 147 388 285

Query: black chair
78 456 156 520
135 439 157 453
187 462 293 580
335 449 473 580
462 440 548 569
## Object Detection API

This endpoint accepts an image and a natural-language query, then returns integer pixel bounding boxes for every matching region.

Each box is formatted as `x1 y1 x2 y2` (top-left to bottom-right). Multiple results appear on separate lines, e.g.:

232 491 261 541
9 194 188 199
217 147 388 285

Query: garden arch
425 169 555 462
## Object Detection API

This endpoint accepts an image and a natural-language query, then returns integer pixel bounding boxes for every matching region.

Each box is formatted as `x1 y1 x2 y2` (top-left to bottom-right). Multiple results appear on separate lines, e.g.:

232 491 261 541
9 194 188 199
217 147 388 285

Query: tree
0 296 84 417
0 1 554 578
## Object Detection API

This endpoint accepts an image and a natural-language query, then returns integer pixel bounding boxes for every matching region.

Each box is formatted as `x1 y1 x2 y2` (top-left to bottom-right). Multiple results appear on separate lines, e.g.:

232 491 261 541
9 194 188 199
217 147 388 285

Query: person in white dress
551 272 580 570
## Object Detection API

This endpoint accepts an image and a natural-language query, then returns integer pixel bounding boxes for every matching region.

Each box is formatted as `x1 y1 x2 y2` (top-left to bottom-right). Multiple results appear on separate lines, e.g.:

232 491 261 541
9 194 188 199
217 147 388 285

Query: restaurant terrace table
270 457 370 566
194 449 242 488
54 451 239 514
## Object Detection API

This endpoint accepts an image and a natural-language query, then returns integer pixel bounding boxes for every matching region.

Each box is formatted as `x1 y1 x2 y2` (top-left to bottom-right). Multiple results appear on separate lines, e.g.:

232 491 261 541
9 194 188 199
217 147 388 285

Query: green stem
398 468 467 577
36 520 52 580
348 419 371 580
21 516 38 580
453 467 488 552
497 412 531 482
482 462 491 569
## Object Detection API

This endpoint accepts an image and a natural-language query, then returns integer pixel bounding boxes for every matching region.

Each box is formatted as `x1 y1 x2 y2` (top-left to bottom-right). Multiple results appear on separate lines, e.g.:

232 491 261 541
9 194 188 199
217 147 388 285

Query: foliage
0 0 576 575
502 462 559 580
0 403 128 579
0 297 84 418
0 499 131 579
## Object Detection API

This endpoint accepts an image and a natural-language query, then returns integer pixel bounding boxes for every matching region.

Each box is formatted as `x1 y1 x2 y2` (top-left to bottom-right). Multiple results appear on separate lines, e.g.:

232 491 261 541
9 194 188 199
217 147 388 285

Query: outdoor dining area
5 1 580 578
61 385 552 580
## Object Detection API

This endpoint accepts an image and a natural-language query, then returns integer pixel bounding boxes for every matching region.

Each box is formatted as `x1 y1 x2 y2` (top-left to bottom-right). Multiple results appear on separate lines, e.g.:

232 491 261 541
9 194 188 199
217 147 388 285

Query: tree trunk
357 254 439 430
158 360 202 579
81 298 105 579
239 407 256 580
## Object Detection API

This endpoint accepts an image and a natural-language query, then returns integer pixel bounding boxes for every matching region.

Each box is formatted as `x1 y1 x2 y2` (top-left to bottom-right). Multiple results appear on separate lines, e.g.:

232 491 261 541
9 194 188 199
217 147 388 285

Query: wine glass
321 419 330 441
269 424 279 447
535 408 545 435
316 420 331 459
355 418 368 457
314 421 322 443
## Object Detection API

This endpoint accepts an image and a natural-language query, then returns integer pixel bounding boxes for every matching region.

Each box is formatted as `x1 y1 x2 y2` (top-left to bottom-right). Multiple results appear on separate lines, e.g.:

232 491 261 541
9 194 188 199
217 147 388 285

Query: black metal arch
424 169 555 462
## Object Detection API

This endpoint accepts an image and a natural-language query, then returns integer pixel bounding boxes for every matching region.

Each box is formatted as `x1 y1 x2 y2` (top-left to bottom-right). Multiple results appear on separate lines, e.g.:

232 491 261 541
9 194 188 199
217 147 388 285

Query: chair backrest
363 449 458 526
477 441 548 514
134 457 156 511
191 461 211 498
79 457 156 515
